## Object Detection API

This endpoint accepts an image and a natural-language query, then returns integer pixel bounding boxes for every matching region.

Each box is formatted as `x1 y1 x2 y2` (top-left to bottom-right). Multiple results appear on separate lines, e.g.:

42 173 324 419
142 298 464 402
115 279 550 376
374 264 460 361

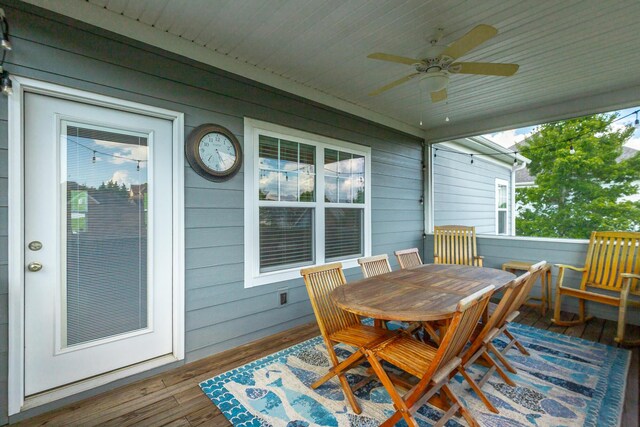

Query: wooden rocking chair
552 231 640 346
394 248 423 269
364 285 495 427
433 225 484 267
300 263 397 414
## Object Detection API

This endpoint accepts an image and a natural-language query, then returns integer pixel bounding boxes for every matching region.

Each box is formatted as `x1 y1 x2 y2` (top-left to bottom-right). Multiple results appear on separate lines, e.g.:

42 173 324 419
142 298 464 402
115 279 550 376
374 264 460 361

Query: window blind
259 207 314 271
325 208 363 260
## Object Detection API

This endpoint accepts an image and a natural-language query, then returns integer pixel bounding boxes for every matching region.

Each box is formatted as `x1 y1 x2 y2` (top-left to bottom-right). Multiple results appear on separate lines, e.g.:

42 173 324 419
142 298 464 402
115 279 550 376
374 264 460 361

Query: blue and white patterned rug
200 322 631 427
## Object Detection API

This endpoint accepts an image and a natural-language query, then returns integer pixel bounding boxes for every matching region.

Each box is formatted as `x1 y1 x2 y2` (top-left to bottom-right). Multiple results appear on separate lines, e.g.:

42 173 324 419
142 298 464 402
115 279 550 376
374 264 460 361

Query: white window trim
495 178 509 235
8 76 185 415
244 118 371 287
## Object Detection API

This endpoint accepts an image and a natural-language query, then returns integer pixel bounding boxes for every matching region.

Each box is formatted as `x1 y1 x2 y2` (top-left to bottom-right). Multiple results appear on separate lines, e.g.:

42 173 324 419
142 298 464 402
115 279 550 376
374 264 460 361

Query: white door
24 93 174 396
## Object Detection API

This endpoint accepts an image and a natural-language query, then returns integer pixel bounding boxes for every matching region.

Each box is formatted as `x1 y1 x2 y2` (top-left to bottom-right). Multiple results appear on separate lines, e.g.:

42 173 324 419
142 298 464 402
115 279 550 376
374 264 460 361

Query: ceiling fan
367 24 519 102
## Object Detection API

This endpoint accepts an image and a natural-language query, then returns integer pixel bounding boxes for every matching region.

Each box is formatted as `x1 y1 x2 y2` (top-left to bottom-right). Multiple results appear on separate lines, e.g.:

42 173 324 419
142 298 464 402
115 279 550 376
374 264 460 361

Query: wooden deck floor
14 306 639 426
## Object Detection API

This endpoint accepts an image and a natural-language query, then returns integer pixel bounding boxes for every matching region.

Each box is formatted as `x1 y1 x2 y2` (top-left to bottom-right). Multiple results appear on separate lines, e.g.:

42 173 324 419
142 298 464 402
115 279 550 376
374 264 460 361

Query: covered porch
1 0 639 425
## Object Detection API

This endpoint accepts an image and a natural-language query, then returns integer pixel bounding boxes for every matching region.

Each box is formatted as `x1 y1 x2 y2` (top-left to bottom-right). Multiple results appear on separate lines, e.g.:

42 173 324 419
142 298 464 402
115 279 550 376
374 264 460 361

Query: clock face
198 132 237 173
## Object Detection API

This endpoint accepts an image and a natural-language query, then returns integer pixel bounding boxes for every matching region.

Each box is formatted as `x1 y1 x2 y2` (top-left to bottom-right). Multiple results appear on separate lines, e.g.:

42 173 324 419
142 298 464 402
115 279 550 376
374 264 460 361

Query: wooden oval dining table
331 263 516 323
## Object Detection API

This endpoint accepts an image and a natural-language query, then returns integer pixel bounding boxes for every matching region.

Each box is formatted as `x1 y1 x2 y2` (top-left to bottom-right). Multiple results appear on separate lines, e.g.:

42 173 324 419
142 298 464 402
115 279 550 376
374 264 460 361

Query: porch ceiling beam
20 0 425 140
425 84 640 143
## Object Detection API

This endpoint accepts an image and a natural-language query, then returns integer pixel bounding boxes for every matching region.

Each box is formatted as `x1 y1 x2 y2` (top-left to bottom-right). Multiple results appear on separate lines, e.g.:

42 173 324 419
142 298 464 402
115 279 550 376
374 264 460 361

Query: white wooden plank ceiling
37 0 640 137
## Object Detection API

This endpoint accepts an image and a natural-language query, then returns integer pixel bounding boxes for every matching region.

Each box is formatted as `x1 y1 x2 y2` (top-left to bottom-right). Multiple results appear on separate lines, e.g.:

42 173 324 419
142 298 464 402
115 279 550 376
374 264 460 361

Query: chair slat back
582 232 640 294
358 254 392 278
433 225 481 266
300 263 360 338
511 261 547 311
427 285 494 378
465 275 527 360
394 248 423 269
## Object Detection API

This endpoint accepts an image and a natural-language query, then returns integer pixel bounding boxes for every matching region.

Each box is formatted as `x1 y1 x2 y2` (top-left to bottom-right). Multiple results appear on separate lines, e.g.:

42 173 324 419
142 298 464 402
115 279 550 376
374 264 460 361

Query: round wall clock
185 124 242 181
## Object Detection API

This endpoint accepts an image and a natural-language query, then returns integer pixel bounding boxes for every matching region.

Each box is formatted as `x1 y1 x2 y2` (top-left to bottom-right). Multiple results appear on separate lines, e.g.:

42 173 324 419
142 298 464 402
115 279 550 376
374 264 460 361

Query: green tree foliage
516 113 640 239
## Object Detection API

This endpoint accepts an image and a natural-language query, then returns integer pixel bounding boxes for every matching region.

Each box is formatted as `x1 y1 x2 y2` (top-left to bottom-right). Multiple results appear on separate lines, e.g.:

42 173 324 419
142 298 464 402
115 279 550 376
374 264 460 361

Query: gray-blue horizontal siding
433 147 511 234
424 235 640 325
0 1 424 421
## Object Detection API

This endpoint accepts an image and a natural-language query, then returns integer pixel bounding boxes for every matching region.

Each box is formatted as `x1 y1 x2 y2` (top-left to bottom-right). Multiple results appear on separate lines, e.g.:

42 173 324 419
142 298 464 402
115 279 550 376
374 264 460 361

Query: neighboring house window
244 119 371 287
495 178 509 235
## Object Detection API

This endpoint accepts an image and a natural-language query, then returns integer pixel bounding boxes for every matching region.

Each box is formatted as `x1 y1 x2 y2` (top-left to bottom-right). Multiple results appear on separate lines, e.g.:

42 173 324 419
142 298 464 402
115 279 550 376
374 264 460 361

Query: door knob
27 262 43 272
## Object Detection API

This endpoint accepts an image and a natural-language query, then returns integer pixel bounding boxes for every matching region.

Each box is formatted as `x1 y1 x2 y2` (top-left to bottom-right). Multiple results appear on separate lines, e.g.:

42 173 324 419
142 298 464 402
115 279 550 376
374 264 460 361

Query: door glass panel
63 122 149 347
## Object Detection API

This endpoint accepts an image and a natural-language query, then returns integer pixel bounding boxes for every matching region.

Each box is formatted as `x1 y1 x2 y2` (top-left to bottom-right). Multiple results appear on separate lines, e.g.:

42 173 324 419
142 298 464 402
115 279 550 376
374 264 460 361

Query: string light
470 154 474 164
569 144 575 155
136 161 140 171
0 9 10 51
0 67 11 96
445 116 450 122
434 148 437 158
0 9 11 96
430 108 640 161
92 151 96 163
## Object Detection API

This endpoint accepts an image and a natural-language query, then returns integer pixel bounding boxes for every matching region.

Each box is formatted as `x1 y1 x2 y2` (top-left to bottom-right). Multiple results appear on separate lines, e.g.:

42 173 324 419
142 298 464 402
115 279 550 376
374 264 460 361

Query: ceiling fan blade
440 24 498 60
368 73 420 96
451 62 519 76
367 52 422 65
430 88 448 103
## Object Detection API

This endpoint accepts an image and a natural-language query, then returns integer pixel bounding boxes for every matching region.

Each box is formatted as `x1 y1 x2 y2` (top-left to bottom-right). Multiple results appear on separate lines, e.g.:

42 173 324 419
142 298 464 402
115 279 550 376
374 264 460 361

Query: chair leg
552 292 593 326
488 342 517 374
481 352 515 387
614 297 640 346
312 349 365 389
503 329 529 356
323 346 362 414
365 350 418 427
458 366 499 413
440 384 480 427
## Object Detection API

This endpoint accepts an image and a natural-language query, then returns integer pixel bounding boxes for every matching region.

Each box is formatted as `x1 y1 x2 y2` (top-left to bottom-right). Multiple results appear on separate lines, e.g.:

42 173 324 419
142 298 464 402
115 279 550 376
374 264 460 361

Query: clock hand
216 149 228 169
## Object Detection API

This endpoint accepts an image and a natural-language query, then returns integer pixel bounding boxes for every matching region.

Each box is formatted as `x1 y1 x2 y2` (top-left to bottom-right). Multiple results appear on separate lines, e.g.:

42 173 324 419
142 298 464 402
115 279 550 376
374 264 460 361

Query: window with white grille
244 119 371 287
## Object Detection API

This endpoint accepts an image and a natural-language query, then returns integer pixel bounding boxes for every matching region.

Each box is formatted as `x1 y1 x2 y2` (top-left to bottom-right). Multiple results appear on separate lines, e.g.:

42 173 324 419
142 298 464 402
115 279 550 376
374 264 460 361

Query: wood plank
581 317 605 342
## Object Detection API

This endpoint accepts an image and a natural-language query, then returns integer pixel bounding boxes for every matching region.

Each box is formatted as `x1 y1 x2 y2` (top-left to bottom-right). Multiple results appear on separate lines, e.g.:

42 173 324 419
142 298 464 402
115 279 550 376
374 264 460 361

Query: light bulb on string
470 154 474 164
445 116 450 122
136 161 140 171
569 145 575 155
634 112 639 129
434 148 437 158
92 151 96 163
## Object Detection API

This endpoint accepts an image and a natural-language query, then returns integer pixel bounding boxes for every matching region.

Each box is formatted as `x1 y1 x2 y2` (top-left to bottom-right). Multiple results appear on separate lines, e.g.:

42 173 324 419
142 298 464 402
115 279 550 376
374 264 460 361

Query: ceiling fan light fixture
419 72 449 94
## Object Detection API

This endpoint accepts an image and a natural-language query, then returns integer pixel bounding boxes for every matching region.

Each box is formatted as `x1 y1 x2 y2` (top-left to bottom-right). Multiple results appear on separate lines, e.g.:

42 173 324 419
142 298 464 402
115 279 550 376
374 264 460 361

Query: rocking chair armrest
554 264 586 272
554 264 586 289
620 273 640 300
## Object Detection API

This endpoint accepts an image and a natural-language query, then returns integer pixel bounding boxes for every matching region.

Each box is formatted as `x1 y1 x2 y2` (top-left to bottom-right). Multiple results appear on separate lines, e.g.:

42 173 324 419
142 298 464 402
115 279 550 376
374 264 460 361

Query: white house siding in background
433 142 514 235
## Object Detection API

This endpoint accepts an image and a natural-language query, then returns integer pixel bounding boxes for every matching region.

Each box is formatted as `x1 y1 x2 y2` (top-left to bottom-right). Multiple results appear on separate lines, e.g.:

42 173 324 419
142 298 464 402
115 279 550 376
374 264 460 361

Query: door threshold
21 354 179 412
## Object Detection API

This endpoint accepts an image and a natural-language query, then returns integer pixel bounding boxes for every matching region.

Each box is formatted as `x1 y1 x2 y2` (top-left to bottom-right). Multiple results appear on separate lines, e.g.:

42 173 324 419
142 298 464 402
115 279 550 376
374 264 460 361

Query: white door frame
8 76 185 415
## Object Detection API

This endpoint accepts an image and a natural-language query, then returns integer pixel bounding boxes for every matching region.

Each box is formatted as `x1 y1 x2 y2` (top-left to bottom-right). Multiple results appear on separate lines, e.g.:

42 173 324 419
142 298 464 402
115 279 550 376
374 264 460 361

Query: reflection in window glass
64 124 148 347
258 136 315 202
324 149 365 203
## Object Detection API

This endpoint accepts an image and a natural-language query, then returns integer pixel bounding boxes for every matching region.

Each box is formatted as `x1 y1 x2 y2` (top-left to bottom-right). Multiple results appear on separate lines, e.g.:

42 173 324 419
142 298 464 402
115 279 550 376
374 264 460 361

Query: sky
483 106 640 151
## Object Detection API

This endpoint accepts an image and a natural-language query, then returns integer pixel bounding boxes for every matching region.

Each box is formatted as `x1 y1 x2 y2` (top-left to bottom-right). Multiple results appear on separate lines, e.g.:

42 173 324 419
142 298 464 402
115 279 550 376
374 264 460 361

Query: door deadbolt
27 262 43 272
28 241 43 251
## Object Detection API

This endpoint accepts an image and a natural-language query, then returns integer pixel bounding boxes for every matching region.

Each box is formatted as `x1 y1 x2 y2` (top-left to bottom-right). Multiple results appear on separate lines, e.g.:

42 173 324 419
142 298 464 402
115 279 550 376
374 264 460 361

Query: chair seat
329 324 396 348
374 335 439 378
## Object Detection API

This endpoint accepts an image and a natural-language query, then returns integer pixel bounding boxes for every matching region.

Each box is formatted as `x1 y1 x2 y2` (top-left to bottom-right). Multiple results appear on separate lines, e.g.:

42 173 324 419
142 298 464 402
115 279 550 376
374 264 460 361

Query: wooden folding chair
456 273 530 413
394 248 423 269
365 285 495 427
487 261 547 375
300 263 397 414
358 254 392 278
433 225 484 267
